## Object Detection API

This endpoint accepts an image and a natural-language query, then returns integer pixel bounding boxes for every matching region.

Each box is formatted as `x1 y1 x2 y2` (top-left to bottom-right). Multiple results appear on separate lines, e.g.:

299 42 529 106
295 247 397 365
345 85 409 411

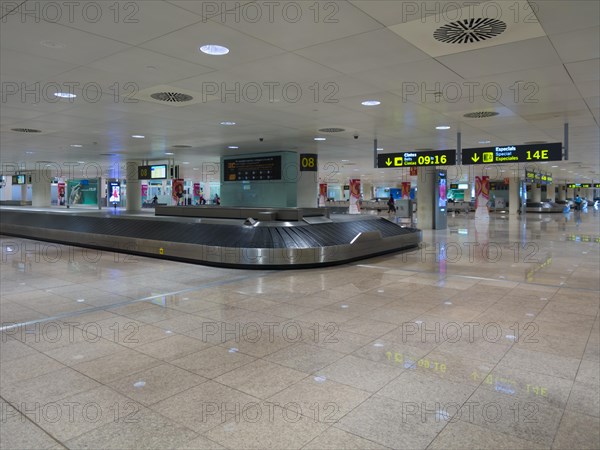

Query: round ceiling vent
150 92 193 103
463 111 500 118
11 128 41 133
434 18 507 44
318 128 345 133
172 145 192 148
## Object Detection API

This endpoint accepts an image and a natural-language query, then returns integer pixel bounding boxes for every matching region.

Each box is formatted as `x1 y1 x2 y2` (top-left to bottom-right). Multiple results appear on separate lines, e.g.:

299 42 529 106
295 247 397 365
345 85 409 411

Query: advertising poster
58 182 66 206
172 179 184 205
318 183 327 207
409 167 418 176
349 179 361 214
109 182 120 204
67 179 98 206
439 176 447 208
474 176 490 221
141 184 148 199
401 182 411 199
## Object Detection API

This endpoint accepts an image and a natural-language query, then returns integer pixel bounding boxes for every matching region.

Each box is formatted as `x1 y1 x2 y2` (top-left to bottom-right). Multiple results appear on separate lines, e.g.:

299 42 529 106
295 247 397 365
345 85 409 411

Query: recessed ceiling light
70 144 83 148
377 148 384 151
220 121 236 126
361 100 381 106
228 146 239 149
40 40 66 49
54 92 76 99
182 162 190 164
77 161 85 164
560 168 566 171
25 151 34 154
193 168 200 171
131 135 145 139
341 159 349 162
436 126 451 130
479 140 491 144
165 152 174 155
199 44 230 55
314 137 326 141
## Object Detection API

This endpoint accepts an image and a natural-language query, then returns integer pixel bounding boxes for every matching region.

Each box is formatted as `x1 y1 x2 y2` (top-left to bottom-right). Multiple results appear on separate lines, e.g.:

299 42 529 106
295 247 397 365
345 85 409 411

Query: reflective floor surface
1 210 599 449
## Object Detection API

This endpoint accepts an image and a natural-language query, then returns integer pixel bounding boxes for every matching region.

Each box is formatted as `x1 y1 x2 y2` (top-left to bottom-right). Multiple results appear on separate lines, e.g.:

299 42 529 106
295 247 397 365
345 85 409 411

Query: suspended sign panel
462 143 562 165
377 150 456 168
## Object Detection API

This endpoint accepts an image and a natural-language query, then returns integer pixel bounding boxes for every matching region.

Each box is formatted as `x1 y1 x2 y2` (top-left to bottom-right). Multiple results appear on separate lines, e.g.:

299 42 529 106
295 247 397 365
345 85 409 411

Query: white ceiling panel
140 20 285 69
565 59 600 84
0 15 131 66
549 27 600 63
295 28 429 74
437 37 563 78
534 1 600 35
205 1 383 51
38 1 204 46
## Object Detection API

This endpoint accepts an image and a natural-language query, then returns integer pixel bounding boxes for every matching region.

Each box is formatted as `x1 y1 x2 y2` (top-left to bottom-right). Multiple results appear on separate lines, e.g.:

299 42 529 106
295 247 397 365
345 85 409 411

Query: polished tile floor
1 210 599 449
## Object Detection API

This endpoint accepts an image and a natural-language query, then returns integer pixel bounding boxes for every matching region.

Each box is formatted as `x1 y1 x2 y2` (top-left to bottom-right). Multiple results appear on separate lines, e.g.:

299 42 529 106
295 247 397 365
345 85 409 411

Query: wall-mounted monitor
458 183 469 190
150 164 167 179
138 164 168 180
12 175 26 184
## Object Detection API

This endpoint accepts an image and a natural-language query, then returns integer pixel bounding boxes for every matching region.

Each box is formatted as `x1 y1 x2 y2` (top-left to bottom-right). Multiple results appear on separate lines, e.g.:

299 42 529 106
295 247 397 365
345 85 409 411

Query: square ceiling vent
388 0 546 57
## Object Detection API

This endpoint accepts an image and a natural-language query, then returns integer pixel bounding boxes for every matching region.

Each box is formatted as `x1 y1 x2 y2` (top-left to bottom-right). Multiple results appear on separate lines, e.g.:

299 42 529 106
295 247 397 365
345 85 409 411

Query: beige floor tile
265 343 345 373
0 336 39 362
204 403 329 449
303 427 390 449
552 411 600 449
214 360 306 399
152 380 258 433
0 352 65 386
108 364 206 406
576 359 600 385
498 348 581 380
378 370 476 407
1 367 100 406
0 401 59 450
566 381 600 418
268 377 371 423
23 386 143 442
72 349 162 383
428 420 548 449
170 346 256 379
43 337 124 366
134 334 212 361
64 406 199 449
337 395 447 449
460 387 563 446
176 435 226 449
318 355 403 393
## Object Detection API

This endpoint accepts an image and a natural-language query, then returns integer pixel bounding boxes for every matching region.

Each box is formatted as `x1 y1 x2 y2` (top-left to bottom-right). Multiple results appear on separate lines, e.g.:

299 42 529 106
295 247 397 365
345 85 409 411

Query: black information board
462 143 562 165
377 149 456 168
223 155 282 181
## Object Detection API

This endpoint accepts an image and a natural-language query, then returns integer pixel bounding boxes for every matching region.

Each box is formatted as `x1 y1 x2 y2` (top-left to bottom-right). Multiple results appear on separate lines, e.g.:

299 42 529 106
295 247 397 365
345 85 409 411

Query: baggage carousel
0 207 421 269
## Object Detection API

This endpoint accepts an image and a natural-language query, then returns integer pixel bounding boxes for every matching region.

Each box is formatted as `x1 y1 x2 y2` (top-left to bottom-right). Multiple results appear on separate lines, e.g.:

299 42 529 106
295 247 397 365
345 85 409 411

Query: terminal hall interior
0 1 599 449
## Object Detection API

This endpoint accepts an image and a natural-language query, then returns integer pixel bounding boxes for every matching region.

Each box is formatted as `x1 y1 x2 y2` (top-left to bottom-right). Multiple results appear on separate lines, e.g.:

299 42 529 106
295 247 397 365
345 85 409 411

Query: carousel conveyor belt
0 210 421 268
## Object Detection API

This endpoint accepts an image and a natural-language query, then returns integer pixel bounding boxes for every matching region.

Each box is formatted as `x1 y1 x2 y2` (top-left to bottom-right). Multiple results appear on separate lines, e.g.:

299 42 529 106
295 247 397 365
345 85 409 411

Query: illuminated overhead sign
377 150 456 168
462 143 562 165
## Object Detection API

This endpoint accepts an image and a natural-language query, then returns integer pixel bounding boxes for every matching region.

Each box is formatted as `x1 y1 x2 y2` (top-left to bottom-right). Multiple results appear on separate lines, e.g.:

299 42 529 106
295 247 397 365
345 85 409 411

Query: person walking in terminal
574 194 583 211
387 194 396 214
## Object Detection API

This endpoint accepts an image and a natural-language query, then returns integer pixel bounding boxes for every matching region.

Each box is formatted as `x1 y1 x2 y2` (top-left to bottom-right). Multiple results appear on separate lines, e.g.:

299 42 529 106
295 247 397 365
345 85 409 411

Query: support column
126 161 141 213
297 170 318 208
31 171 51 207
509 177 520 215
417 167 435 229
557 185 566 202
530 184 542 202
544 183 555 202
20 184 27 203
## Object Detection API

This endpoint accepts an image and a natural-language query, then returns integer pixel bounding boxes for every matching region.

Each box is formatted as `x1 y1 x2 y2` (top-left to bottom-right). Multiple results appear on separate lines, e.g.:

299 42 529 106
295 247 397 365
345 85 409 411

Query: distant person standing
574 194 582 211
214 194 220 205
